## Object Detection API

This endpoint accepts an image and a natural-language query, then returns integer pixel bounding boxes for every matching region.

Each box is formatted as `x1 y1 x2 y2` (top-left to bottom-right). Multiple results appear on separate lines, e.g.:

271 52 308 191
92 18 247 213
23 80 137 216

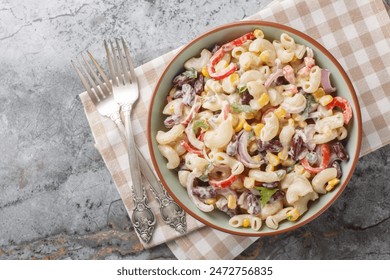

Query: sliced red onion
216 188 237 201
185 122 204 150
265 68 283 88
181 96 201 125
187 171 214 212
321 69 336 94
237 131 262 168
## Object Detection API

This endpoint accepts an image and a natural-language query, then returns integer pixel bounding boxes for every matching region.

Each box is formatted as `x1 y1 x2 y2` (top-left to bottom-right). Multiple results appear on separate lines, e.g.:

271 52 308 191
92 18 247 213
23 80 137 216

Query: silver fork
72 53 124 134
73 50 187 239
105 38 187 239
72 53 156 243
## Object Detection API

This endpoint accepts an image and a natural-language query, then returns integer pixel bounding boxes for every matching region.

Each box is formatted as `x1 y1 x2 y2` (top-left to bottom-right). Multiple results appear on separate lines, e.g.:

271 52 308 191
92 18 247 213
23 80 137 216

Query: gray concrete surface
0 0 389 259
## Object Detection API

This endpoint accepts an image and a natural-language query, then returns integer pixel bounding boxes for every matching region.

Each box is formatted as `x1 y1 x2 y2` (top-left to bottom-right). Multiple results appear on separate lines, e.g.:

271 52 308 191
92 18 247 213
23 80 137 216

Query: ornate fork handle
136 148 187 234
131 185 156 243
123 104 156 243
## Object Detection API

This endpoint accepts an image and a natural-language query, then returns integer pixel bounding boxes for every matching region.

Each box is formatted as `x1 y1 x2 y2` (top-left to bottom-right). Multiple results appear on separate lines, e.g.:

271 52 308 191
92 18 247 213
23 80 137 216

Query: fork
72 53 156 243
104 38 189 239
73 49 187 239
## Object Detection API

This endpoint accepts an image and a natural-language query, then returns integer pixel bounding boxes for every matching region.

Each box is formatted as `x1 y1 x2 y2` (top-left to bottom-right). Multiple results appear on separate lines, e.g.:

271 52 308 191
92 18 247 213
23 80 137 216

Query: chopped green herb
238 85 247 94
286 165 295 173
199 163 213 182
256 186 278 207
231 103 255 113
301 94 316 120
192 119 209 134
182 68 198 79
198 174 209 182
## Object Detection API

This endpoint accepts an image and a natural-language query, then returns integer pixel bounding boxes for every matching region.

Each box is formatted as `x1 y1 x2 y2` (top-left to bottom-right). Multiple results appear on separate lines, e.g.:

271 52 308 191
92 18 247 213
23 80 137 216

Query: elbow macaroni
156 29 352 232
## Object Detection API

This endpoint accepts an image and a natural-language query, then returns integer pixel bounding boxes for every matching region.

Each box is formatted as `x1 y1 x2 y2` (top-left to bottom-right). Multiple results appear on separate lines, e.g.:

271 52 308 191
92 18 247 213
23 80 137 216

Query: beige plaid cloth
79 0 390 259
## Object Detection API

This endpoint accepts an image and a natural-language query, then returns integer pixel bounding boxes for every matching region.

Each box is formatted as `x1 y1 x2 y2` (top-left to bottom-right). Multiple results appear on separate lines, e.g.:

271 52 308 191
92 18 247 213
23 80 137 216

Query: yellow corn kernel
244 176 255 189
326 178 340 192
244 112 255 119
242 218 251 228
229 72 240 84
265 164 274 172
201 67 210 78
298 120 307 128
282 91 294 98
278 149 288 161
234 117 246 132
254 123 265 138
303 171 312 179
252 154 261 162
257 93 270 107
294 164 305 175
243 122 252 131
254 29 264 39
227 194 237 209
204 198 216 205
319 95 334 106
266 152 280 167
288 118 295 127
287 208 300 221
259 50 270 62
290 54 298 62
313 87 325 101
281 158 295 167
274 107 286 119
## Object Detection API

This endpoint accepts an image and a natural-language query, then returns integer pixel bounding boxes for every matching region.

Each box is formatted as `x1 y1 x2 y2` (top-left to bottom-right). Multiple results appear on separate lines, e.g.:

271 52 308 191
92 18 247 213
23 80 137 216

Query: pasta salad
156 29 352 231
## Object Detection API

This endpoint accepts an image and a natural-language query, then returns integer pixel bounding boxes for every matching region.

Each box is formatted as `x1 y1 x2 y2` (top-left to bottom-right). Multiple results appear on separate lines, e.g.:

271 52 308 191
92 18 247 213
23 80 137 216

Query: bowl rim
147 20 362 236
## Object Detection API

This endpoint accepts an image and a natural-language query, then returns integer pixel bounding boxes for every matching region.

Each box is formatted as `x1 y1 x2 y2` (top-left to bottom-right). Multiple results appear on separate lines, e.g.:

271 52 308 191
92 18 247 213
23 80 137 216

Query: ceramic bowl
147 21 362 236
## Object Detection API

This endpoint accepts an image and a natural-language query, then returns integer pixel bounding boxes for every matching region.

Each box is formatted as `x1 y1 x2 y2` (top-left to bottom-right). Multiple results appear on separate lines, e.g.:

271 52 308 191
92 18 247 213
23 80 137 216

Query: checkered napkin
79 0 390 259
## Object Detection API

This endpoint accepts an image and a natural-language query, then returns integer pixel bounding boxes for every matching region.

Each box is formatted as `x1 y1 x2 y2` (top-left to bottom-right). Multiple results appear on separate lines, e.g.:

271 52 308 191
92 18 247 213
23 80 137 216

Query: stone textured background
0 0 389 259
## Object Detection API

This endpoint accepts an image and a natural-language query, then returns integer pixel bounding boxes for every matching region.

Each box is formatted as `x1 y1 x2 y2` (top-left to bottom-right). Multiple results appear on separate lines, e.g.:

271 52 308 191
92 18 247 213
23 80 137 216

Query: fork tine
110 40 124 86
71 60 99 105
77 56 104 101
87 50 112 94
104 40 118 88
121 37 137 85
115 38 131 84
81 53 109 98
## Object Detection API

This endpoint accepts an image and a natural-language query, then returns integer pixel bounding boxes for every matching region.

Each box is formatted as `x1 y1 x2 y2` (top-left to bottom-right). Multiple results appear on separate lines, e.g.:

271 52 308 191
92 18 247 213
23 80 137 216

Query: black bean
246 194 261 215
172 74 194 87
332 161 343 179
290 133 304 161
226 136 238 156
163 116 176 128
173 89 184 99
258 139 283 153
271 190 285 202
193 74 204 95
182 84 195 106
331 141 349 161
240 90 253 105
192 186 216 199
275 76 289 86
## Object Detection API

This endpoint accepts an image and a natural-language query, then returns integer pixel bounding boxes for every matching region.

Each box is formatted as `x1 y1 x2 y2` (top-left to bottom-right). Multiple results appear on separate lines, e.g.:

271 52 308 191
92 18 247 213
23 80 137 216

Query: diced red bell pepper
301 143 331 174
209 173 237 188
222 103 231 120
221 32 256 52
207 32 255 80
326 96 353 124
180 140 203 156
